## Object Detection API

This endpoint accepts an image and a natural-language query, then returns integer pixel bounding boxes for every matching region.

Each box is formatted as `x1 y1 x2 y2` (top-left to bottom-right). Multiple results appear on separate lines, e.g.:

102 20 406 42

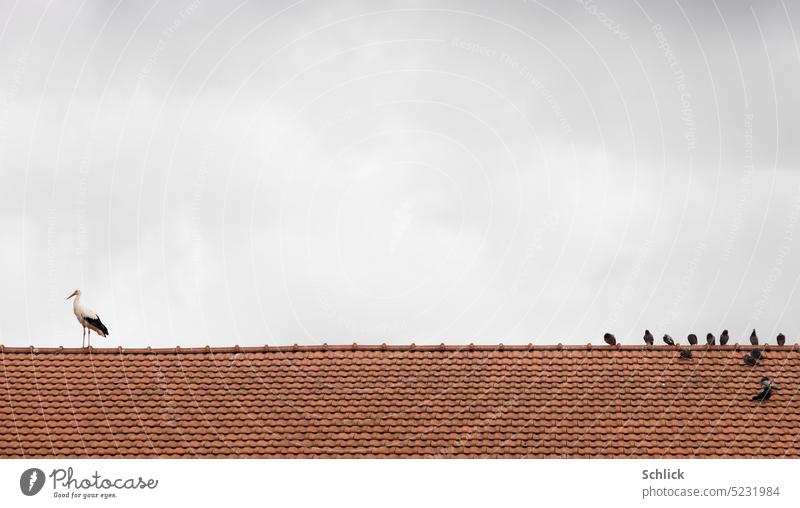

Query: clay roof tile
0 345 797 458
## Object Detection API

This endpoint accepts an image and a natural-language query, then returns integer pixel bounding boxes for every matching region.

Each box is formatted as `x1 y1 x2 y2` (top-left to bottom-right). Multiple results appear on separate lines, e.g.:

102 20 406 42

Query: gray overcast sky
1 0 799 347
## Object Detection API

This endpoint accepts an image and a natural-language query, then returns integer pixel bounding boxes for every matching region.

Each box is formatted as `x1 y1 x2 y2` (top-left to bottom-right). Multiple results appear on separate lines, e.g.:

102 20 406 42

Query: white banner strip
1 459 796 508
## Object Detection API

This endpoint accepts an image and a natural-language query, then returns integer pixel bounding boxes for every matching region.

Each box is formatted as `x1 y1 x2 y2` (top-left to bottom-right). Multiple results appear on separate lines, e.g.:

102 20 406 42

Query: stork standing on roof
66 290 108 347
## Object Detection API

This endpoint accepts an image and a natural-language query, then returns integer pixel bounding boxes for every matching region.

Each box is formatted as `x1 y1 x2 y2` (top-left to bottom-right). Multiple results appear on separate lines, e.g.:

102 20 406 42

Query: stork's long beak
66 291 77 300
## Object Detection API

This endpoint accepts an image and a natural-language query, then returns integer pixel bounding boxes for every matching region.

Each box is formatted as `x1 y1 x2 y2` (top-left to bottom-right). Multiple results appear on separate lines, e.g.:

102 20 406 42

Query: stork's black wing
86 315 109 336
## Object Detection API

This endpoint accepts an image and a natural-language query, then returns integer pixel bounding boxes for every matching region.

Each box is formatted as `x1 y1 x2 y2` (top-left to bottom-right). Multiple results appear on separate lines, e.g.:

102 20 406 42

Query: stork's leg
82 327 86 348
88 329 91 348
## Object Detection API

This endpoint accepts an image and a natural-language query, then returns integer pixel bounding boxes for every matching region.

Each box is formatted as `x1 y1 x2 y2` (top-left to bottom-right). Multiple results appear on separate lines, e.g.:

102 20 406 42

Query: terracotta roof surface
1 344 799 458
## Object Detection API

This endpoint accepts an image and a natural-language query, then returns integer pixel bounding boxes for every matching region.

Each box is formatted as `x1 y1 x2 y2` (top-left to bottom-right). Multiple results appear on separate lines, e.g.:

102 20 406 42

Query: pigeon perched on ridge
643 329 654 346
679 349 693 360
687 334 698 346
604 333 617 346
752 376 773 401
720 329 729 345
777 333 786 346
706 333 715 346
750 329 759 345
663 334 675 346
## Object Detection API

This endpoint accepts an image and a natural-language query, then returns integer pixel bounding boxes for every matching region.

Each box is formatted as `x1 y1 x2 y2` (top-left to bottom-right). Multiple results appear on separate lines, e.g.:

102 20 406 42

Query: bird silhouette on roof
752 376 773 402
643 330 654 346
777 333 786 346
687 334 698 346
720 329 729 345
743 350 764 366
679 349 693 360
603 333 616 346
662 334 675 346
750 329 759 345
706 333 715 346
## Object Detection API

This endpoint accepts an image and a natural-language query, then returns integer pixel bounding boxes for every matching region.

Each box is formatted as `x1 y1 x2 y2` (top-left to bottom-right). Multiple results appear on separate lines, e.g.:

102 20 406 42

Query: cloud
1 0 799 346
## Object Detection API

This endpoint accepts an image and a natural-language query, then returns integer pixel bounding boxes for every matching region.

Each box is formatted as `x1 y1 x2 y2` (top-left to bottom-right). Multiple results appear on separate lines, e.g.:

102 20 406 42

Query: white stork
66 290 109 347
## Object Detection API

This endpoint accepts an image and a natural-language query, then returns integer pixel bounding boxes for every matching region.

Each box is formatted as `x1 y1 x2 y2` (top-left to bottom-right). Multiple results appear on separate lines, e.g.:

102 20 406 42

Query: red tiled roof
1 344 799 458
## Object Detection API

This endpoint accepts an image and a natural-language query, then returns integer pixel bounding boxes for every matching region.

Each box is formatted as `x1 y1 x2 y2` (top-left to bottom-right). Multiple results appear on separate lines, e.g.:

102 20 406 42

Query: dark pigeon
752 376 773 401
743 354 757 366
750 329 759 346
643 329 654 346
679 349 693 360
777 333 786 346
720 329 729 345
687 334 698 346
706 333 715 346
604 333 616 346
663 334 675 346
751 350 764 361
